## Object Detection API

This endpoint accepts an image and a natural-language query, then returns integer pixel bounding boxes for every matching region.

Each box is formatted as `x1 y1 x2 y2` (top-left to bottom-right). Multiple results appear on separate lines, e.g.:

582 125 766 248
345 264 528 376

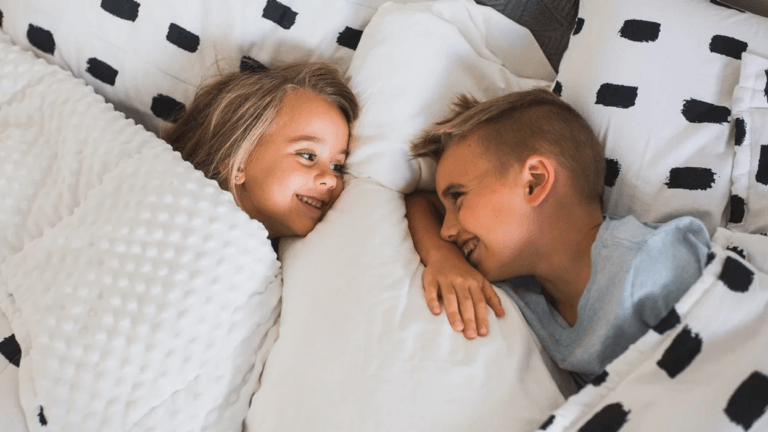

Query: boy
405 88 711 385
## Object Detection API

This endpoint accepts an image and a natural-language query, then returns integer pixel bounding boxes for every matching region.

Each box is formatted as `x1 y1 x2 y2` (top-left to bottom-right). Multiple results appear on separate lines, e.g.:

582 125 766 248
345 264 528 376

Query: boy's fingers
455 287 477 339
441 287 464 331
471 287 489 336
422 272 442 315
483 281 505 317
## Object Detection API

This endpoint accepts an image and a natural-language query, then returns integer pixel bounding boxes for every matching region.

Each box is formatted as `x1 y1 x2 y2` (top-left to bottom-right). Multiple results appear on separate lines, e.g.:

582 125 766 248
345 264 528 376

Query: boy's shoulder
600 213 709 248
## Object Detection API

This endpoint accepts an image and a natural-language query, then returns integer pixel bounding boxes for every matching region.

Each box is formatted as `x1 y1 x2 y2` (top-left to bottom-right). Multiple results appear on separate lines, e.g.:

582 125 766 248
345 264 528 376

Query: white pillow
730 52 768 235
0 0 432 135
554 0 768 234
247 178 569 432
345 0 554 193
245 2 568 431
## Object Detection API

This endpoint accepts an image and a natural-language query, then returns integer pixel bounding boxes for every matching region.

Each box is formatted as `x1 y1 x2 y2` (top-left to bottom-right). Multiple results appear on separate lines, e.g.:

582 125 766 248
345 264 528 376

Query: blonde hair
163 61 359 208
410 88 605 205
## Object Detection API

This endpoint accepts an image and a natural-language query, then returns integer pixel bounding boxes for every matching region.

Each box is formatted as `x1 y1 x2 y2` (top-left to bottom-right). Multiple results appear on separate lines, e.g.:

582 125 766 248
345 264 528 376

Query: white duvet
0 30 282 431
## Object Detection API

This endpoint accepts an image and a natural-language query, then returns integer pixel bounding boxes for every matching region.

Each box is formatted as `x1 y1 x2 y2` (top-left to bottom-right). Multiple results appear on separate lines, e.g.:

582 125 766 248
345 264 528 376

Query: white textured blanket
0 31 282 431
537 241 768 431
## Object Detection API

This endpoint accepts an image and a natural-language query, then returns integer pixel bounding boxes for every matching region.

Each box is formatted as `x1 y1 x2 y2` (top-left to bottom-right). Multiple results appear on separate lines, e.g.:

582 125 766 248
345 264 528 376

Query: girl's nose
316 167 337 190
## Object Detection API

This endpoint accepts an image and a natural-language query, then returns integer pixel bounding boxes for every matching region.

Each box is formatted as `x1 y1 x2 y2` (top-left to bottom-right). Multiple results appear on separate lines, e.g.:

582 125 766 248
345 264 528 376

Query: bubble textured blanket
0 31 281 431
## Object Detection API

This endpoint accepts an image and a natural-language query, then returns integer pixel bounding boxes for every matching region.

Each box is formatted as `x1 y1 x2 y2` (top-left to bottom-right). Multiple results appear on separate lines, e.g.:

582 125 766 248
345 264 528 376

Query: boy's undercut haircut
411 88 605 205
163 61 359 208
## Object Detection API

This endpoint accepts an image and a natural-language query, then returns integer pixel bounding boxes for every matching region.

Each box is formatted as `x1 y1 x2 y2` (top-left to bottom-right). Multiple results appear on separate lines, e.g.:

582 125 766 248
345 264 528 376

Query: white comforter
0 31 281 431
533 238 768 431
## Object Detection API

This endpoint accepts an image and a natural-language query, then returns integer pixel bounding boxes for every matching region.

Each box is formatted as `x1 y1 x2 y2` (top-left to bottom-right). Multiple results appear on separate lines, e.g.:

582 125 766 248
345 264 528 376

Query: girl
164 61 359 240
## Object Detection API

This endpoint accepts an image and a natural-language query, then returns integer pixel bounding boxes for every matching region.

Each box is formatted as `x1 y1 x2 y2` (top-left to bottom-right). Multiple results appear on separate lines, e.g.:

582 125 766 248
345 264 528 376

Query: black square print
337 26 363 50
263 0 297 30
725 371 768 431
664 167 716 191
86 57 118 86
27 24 56 55
151 94 185 122
579 403 630 432
101 0 140 22
595 83 637 109
618 19 661 43
657 326 702 379
166 23 200 53
0 334 20 367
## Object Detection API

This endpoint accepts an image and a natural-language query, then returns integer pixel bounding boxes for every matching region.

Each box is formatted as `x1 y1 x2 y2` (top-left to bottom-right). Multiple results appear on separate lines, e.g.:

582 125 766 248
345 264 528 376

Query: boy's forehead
436 135 490 186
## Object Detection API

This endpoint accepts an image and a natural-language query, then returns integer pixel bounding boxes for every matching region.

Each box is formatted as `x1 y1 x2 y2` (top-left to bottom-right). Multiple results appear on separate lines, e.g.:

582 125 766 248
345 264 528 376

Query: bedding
475 0 578 71
0 30 282 431
0 0 433 136
344 0 555 193
0 311 25 432
524 240 768 431
245 2 570 431
730 51 768 235
3 0 768 431
553 0 768 236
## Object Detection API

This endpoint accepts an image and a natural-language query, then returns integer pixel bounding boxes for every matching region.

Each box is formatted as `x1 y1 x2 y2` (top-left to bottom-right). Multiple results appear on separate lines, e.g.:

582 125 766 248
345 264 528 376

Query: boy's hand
422 248 505 339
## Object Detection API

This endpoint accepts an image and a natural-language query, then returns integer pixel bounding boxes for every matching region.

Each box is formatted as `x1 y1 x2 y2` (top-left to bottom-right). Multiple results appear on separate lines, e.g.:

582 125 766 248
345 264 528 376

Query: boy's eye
298 152 316 161
449 191 464 202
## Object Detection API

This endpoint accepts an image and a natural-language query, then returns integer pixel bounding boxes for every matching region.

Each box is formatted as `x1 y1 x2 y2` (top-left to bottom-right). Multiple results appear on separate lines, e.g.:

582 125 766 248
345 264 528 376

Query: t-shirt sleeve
628 216 711 328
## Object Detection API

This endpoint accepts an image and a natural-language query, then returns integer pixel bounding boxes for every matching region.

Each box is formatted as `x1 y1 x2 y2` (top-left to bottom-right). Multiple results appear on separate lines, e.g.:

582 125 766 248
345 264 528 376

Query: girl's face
237 90 350 238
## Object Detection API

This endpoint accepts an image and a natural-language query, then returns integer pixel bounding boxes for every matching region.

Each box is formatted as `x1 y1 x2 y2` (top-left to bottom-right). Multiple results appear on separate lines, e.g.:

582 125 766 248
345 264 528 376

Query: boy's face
435 134 534 282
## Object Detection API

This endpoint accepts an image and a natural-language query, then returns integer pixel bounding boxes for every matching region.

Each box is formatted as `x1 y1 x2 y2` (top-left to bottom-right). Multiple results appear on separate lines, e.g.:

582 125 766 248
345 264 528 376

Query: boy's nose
440 212 459 242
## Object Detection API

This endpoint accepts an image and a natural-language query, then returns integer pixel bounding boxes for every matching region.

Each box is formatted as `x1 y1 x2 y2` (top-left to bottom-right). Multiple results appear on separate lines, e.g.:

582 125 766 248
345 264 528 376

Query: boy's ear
522 156 555 207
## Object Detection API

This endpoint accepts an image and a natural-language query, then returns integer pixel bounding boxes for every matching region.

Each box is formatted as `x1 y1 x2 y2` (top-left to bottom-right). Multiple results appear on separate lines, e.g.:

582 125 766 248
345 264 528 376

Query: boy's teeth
299 196 322 209
462 240 476 257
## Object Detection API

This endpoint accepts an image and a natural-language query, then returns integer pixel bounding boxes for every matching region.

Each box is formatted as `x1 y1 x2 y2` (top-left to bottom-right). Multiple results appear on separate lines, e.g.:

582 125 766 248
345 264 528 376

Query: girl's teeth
299 196 322 209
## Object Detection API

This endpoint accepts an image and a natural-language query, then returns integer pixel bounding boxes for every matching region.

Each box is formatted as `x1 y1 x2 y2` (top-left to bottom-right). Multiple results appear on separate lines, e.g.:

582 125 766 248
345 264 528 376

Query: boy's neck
532 202 603 327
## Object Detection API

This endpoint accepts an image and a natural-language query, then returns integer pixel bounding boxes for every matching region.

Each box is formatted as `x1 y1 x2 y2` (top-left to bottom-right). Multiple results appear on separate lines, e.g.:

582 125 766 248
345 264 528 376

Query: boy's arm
404 192 452 267
405 192 505 339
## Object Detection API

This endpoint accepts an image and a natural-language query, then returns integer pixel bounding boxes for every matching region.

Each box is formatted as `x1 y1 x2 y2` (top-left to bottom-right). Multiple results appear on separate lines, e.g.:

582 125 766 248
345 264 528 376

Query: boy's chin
474 262 500 282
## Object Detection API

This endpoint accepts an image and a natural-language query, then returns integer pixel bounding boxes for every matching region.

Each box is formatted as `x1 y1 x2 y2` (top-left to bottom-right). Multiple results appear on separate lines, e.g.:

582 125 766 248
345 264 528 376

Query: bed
1 0 768 431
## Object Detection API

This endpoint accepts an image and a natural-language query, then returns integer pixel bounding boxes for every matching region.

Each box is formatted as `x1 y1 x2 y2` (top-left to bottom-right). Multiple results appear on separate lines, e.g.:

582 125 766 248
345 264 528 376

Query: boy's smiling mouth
461 237 479 259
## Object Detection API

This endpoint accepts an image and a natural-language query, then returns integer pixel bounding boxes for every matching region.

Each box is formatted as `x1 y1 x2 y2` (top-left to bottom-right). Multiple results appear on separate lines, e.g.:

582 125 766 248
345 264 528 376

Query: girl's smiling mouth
297 194 326 216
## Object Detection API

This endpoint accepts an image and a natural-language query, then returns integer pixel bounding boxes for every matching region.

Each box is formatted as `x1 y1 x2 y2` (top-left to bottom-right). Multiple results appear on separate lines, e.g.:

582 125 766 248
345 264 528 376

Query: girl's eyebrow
289 135 324 145
289 135 348 157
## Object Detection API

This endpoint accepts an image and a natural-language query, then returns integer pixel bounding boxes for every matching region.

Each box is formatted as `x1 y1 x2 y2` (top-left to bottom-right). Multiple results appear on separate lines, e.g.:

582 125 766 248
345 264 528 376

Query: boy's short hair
411 88 605 205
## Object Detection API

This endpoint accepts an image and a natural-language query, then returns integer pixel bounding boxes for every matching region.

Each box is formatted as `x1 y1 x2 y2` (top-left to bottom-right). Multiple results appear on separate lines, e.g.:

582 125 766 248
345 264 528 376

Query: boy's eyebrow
289 135 349 157
440 183 464 199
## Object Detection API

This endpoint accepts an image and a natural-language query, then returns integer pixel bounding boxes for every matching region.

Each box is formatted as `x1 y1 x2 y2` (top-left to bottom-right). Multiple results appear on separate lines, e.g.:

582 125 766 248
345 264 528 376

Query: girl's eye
331 163 347 175
298 152 316 162
449 191 464 202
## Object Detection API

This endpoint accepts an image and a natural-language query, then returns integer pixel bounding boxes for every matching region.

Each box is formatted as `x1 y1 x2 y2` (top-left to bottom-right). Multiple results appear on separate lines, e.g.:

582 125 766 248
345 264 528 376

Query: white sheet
0 30 281 431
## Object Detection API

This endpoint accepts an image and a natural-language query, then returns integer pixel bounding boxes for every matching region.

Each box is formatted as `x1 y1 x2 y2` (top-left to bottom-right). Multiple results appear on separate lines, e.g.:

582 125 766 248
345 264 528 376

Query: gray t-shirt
498 214 711 384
